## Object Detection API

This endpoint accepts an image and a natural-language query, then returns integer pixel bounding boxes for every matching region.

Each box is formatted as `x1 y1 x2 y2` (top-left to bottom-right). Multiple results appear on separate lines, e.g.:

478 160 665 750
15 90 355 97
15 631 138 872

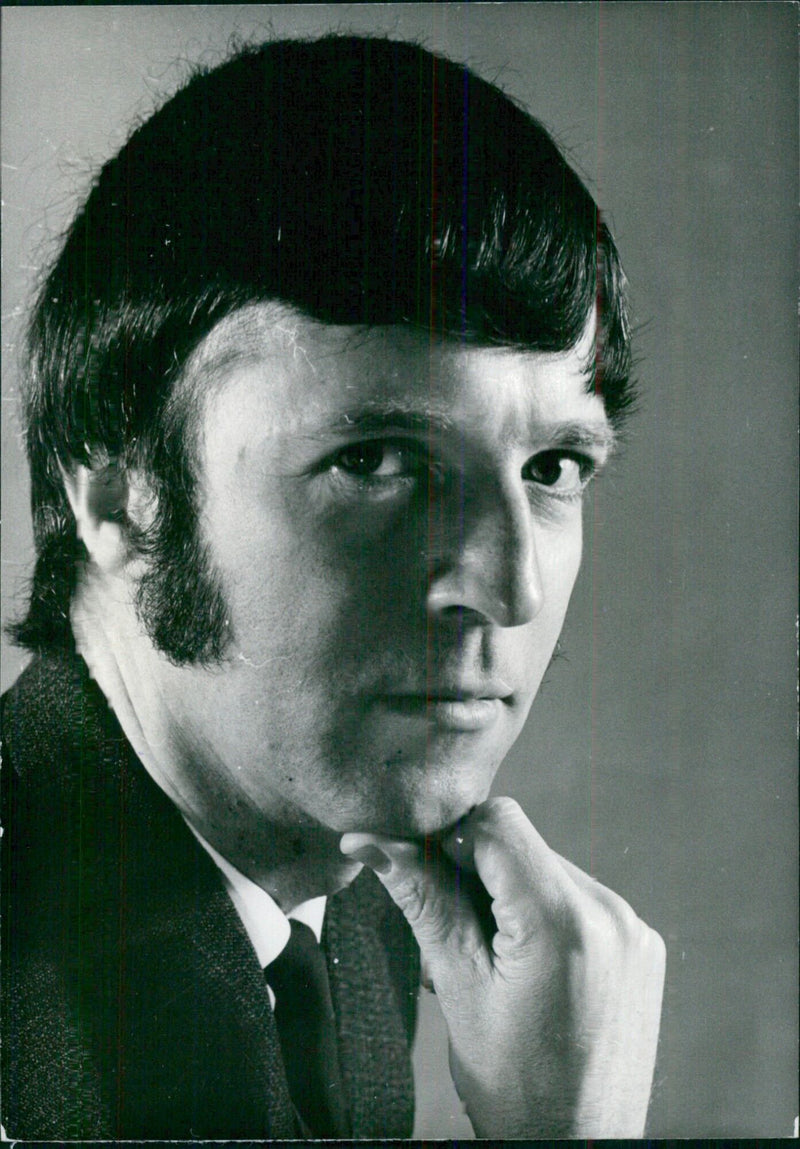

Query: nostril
432 603 496 628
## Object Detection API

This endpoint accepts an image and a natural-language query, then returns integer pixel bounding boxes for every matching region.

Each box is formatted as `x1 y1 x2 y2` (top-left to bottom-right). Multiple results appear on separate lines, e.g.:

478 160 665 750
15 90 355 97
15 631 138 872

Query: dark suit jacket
1 652 420 1139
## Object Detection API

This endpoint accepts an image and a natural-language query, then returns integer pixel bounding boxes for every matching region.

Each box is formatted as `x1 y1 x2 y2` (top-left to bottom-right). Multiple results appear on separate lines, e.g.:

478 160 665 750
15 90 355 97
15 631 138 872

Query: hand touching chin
341 796 665 1138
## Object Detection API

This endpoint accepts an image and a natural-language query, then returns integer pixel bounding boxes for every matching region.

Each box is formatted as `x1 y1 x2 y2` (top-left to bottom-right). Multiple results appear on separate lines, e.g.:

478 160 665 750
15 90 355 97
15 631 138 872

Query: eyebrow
532 421 617 455
304 400 615 455
321 404 454 436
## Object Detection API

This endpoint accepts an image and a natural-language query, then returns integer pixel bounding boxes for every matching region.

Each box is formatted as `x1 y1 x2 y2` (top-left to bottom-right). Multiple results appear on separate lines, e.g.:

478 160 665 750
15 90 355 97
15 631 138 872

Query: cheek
538 517 583 612
215 513 399 675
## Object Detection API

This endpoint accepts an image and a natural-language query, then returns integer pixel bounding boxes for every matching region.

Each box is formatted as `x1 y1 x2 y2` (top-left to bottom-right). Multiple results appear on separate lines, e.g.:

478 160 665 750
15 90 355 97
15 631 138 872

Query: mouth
373 688 513 732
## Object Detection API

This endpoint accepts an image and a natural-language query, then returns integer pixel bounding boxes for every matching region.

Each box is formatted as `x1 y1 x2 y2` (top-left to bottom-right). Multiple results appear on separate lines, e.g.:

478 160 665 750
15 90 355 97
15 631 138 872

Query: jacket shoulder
1 654 295 1138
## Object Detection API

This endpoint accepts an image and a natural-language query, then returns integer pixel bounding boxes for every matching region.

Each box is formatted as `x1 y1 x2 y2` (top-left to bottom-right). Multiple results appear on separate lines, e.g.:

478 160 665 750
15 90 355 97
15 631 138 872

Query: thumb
339 832 491 979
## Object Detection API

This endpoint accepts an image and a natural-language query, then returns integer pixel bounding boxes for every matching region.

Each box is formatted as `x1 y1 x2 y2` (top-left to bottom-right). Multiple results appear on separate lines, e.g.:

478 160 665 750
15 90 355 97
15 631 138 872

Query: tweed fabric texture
1 652 419 1139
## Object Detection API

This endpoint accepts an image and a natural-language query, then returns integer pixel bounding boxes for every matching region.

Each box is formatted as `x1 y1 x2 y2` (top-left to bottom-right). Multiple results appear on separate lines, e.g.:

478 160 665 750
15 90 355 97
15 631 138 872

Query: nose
426 480 544 628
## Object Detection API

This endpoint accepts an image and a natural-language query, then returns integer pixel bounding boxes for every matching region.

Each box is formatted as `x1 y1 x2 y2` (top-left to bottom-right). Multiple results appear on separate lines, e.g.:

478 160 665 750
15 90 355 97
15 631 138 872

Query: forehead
186 303 609 446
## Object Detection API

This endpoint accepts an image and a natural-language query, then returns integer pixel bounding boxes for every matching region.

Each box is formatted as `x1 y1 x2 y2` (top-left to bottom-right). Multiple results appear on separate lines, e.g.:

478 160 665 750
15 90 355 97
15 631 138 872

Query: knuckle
391 872 454 947
610 908 667 972
390 872 428 925
577 903 617 951
476 795 524 829
473 797 534 852
573 894 666 974
612 896 643 940
574 894 638 950
590 881 649 944
644 924 667 968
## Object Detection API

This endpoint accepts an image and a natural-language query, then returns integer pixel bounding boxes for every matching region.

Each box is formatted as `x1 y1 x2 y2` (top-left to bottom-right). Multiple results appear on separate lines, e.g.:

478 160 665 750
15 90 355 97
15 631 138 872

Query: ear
61 460 133 575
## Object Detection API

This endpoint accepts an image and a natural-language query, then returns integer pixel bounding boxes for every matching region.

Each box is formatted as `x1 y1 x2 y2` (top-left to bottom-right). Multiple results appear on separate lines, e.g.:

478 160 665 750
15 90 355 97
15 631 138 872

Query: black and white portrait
1 4 796 1138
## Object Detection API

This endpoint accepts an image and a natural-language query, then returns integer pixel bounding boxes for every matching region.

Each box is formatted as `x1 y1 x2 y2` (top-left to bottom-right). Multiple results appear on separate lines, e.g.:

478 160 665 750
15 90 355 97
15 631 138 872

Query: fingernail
341 844 392 875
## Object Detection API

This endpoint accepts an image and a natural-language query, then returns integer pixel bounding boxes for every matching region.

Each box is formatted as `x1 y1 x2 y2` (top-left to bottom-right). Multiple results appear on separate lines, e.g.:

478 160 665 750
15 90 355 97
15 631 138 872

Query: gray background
1 3 797 1137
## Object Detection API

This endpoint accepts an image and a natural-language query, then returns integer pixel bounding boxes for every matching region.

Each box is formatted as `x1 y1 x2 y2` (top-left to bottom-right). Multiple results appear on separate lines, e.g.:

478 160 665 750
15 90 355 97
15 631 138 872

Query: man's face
153 306 612 840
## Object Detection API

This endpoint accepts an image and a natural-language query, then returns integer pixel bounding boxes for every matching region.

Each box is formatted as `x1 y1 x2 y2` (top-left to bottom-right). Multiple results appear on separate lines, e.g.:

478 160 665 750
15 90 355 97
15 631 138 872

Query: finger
441 797 582 944
553 853 659 946
554 851 627 910
339 831 492 981
460 805 660 952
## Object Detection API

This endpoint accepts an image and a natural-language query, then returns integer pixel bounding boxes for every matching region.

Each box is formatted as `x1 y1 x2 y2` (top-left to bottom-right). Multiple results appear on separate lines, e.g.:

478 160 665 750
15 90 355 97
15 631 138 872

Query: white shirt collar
184 817 326 968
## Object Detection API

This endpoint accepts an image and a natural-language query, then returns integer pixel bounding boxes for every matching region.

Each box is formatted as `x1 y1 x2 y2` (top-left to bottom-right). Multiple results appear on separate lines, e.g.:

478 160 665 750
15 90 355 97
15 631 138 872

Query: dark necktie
265 919 351 1138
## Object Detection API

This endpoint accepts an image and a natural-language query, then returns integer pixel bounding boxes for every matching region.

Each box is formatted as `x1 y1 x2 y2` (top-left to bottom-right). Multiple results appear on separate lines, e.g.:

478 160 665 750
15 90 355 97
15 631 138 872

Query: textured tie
265 919 351 1137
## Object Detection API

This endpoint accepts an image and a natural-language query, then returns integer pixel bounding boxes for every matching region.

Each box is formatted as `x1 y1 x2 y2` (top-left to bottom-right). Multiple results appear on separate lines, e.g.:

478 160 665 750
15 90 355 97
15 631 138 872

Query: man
1 34 665 1139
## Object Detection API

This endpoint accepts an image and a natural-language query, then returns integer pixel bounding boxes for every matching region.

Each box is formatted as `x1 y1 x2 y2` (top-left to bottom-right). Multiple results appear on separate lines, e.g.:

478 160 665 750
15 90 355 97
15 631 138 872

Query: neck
70 570 363 913
199 818 361 914
181 801 362 913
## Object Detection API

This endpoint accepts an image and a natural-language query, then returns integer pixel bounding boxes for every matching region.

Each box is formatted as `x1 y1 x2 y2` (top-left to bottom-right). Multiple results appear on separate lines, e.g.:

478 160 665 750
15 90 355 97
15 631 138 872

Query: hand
340 797 665 1138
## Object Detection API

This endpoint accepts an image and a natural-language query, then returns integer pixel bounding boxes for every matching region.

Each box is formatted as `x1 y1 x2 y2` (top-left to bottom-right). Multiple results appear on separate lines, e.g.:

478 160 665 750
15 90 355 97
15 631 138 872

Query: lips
373 684 513 732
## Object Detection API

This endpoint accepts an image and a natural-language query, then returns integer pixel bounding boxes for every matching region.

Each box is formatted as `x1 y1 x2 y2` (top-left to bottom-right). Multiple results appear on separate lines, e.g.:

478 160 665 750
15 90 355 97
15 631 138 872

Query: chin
350 790 483 842
320 742 500 839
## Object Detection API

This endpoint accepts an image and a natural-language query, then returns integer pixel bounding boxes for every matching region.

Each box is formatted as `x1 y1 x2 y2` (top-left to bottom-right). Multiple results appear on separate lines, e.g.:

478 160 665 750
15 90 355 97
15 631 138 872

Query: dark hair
10 34 634 662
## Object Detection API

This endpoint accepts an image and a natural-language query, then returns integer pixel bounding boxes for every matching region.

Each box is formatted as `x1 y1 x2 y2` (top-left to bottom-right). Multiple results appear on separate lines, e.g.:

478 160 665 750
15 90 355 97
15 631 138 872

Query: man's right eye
330 439 420 480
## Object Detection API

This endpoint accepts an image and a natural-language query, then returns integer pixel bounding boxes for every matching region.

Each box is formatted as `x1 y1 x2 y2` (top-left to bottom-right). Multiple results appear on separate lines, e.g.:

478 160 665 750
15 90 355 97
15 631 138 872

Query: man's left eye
523 451 593 496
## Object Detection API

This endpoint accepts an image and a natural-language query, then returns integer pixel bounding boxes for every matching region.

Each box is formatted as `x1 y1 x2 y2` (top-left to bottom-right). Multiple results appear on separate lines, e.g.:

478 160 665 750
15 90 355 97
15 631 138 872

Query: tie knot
267 919 328 1000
